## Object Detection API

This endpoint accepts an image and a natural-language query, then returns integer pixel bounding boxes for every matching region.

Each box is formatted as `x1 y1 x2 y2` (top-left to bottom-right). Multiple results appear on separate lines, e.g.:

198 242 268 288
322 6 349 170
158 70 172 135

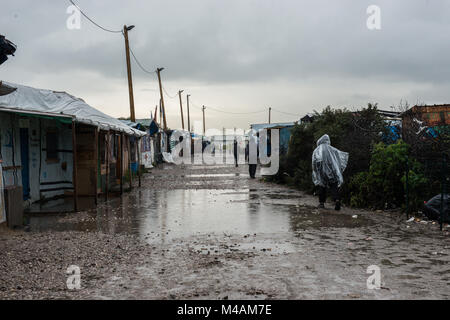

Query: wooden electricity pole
178 90 185 130
202 105 206 135
123 25 136 122
159 99 162 126
269 107 271 124
156 68 167 130
186 94 191 133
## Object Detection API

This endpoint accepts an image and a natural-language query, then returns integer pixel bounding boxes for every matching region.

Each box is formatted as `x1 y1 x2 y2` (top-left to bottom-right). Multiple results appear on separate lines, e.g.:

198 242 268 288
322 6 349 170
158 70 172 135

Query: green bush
348 141 428 210
269 104 386 196
268 103 432 211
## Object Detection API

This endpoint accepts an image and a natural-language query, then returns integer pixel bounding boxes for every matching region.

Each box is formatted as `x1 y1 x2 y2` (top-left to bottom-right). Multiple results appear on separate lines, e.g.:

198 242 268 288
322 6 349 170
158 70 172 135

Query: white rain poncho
312 134 349 187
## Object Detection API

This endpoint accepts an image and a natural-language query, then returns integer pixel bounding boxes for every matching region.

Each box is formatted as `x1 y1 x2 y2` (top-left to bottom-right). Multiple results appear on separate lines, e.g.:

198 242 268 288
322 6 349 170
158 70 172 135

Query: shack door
75 125 97 197
19 128 30 200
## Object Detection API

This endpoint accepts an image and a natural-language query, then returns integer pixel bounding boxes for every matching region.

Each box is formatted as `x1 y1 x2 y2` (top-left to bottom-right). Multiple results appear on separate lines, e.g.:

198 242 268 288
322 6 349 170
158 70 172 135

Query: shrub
270 104 386 198
268 103 432 211
348 141 428 210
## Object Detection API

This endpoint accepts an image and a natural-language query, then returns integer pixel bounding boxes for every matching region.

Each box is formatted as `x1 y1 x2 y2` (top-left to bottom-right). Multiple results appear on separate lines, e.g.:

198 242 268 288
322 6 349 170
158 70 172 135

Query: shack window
46 131 58 161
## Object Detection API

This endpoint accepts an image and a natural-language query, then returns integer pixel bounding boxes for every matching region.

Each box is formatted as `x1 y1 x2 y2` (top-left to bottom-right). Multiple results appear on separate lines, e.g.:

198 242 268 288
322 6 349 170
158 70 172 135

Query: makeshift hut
0 82 145 213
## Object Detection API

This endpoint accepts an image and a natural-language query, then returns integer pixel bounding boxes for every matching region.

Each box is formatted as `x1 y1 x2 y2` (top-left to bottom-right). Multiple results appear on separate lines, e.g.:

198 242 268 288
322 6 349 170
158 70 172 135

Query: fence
406 152 449 231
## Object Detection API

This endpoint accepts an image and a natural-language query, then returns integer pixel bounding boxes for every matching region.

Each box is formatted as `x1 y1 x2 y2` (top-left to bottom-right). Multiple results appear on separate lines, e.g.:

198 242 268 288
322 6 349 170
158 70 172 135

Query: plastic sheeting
0 82 146 137
424 194 449 222
162 152 174 164
312 134 349 188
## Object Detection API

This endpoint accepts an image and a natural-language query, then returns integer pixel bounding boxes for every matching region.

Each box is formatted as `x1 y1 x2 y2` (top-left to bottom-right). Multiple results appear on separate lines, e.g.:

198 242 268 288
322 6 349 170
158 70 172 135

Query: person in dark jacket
233 139 238 167
246 135 258 179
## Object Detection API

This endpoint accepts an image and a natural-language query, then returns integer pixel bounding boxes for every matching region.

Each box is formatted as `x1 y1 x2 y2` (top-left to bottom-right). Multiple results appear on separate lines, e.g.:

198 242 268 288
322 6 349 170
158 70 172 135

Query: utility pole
156 67 167 130
123 25 136 122
186 94 191 133
268 107 271 124
202 105 206 135
178 90 185 130
159 99 162 126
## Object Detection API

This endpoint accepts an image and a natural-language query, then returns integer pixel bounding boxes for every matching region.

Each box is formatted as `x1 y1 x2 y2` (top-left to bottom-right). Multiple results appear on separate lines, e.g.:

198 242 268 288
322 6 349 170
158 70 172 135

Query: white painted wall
0 112 23 189
0 111 74 203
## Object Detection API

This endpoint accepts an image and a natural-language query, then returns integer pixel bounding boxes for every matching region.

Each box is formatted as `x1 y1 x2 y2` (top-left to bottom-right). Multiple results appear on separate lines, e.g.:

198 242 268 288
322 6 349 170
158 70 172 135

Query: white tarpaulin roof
0 81 145 137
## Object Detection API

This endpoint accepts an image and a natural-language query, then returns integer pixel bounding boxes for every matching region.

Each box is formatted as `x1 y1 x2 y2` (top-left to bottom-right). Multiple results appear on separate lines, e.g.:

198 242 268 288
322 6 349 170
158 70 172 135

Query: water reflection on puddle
185 174 249 178
27 188 371 244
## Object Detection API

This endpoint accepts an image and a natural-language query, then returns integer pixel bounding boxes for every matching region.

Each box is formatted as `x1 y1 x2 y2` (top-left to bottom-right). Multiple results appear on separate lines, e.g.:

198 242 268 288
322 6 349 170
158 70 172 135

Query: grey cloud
1 0 449 130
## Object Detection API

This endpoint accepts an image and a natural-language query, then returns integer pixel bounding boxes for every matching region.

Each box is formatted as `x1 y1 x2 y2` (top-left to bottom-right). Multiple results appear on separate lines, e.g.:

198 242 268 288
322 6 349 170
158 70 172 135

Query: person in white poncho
312 134 349 210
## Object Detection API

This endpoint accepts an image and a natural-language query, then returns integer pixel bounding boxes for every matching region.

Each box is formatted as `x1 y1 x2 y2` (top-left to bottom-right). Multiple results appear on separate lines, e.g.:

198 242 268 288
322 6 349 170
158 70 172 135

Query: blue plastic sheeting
251 123 295 156
148 120 159 136
425 127 439 138
250 122 296 131
383 125 401 144
279 127 293 155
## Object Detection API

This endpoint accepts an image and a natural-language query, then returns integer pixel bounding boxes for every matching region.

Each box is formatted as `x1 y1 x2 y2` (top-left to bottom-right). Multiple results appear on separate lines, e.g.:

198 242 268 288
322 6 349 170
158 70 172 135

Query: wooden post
94 127 98 205
120 133 124 194
123 25 136 122
269 107 271 124
156 68 167 130
72 121 79 212
178 90 185 130
187 94 191 133
202 105 206 135
105 131 110 201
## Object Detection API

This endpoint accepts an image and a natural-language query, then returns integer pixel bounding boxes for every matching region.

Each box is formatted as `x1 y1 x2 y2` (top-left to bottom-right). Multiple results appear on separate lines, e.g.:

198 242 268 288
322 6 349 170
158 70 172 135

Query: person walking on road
312 134 349 210
233 139 239 167
246 135 258 179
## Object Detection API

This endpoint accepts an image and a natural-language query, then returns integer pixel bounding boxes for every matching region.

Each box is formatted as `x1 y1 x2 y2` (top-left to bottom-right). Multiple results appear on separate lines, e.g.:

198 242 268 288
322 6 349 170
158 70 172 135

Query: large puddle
26 188 372 244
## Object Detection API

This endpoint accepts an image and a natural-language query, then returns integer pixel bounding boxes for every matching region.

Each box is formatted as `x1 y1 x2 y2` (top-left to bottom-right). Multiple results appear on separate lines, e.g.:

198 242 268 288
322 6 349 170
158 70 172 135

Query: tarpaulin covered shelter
0 82 145 213
120 118 162 169
0 82 145 136
250 122 297 155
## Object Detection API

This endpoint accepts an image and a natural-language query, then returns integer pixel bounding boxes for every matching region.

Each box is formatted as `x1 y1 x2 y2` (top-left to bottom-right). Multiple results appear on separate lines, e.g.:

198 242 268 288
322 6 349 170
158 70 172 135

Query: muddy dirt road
1 164 449 299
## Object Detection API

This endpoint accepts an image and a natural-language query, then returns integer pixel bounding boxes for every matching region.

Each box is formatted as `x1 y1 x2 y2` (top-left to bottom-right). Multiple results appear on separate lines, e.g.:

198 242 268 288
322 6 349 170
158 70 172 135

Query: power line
190 101 267 115
191 100 301 117
70 1 158 77
69 0 122 33
207 105 267 115
163 86 178 99
69 0 304 121
271 108 302 117
129 46 157 75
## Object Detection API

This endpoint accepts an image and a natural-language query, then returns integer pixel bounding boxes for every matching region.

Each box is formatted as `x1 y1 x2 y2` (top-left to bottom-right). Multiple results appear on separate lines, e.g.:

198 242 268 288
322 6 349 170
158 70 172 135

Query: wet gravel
0 163 449 299
0 230 152 299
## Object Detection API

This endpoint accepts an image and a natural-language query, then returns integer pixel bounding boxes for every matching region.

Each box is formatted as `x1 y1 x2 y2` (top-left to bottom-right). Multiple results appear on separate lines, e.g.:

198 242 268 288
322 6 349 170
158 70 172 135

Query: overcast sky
1 0 449 132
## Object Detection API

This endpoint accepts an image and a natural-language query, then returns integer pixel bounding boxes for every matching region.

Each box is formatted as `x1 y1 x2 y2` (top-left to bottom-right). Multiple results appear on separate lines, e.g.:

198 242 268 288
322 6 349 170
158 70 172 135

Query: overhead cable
69 0 122 33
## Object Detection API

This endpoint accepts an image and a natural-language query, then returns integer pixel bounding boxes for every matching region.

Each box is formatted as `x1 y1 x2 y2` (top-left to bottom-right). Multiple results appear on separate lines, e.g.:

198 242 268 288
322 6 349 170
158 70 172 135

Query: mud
0 163 449 299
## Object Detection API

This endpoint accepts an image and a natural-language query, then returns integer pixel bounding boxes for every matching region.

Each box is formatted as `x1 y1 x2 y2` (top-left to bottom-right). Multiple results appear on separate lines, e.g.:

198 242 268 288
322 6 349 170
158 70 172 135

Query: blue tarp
250 122 296 156
148 120 159 136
